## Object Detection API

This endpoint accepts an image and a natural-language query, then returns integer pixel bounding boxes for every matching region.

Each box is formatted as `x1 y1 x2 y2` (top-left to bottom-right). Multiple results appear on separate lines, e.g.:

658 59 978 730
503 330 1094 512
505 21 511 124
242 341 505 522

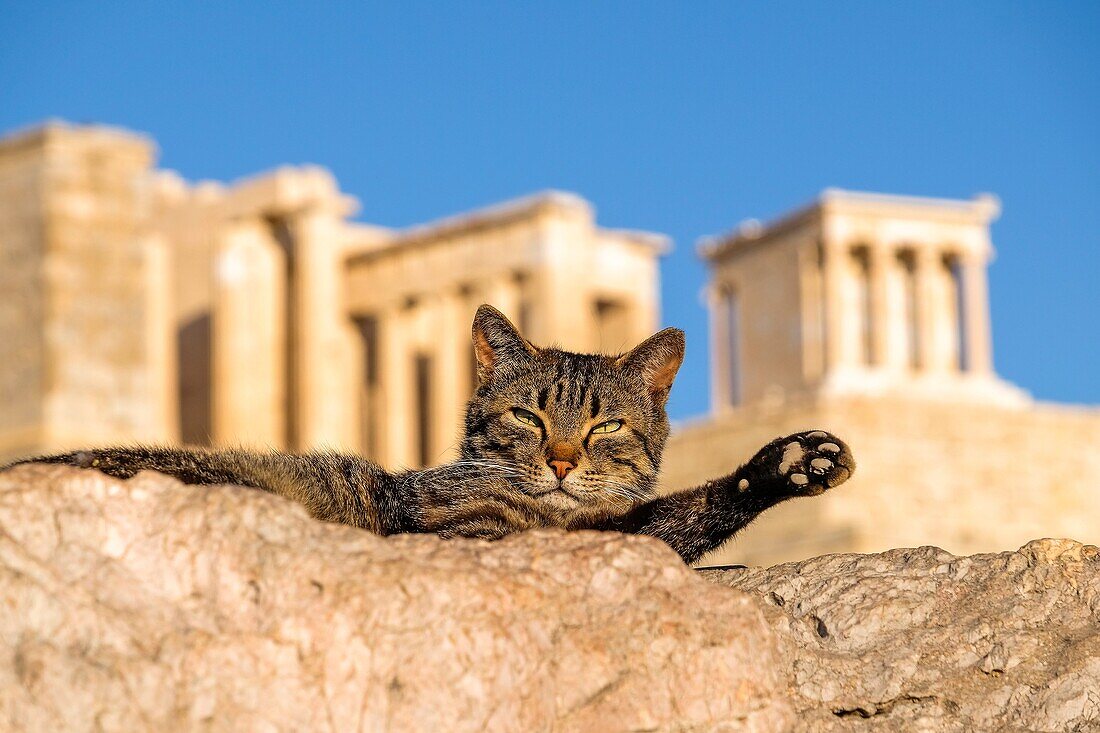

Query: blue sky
3 2 1097 419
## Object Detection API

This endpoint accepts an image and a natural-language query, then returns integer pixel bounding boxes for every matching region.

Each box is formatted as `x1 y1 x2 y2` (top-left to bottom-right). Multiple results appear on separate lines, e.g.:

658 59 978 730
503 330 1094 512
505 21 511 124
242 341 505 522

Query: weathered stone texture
664 395 1100 566
4 465 1100 731
0 465 790 732
0 131 47 443
704 539 1100 732
0 124 172 459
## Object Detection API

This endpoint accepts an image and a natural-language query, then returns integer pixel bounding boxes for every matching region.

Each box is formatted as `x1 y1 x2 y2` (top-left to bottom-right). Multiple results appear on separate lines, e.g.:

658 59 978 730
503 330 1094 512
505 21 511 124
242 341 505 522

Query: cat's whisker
577 473 645 491
429 460 527 478
576 477 638 493
578 477 648 504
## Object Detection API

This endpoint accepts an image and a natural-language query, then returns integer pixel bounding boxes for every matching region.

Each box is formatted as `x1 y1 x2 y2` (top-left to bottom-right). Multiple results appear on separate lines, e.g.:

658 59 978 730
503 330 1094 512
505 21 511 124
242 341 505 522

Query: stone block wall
0 130 48 458
662 394 1100 566
0 124 175 461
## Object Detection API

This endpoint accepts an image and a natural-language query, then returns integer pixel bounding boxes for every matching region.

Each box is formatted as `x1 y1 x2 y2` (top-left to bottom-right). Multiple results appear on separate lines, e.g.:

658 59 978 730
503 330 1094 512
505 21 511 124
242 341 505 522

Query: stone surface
4 464 1099 732
0 465 789 732
703 539 1100 732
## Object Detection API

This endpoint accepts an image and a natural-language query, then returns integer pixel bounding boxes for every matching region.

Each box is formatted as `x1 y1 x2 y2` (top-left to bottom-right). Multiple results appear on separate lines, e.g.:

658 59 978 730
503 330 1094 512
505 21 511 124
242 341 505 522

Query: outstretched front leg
4 446 405 534
571 430 855 564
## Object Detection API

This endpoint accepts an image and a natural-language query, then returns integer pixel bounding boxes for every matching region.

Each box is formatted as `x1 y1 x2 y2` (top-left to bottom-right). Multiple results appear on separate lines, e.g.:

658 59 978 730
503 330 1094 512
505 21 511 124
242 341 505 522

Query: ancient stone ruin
5 122 1100 571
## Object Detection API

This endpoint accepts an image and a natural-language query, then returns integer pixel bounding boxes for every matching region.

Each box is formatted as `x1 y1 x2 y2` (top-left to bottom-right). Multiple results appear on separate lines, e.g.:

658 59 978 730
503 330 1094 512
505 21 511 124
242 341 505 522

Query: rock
4 465 1099 732
702 540 1100 732
0 465 790 732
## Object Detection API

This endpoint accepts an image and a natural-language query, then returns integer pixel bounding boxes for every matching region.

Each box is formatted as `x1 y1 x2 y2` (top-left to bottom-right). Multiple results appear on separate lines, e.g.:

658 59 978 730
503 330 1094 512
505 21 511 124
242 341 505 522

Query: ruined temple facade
700 190 1024 409
2 122 1098 564
0 123 664 469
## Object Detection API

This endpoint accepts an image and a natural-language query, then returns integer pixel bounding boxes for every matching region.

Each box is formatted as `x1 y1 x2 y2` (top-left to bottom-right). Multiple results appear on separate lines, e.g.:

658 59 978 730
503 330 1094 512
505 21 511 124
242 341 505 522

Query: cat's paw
741 430 855 498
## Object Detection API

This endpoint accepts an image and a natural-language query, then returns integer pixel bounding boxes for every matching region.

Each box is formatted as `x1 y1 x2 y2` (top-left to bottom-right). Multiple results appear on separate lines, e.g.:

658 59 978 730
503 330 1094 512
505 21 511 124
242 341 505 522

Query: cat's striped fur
6 305 854 564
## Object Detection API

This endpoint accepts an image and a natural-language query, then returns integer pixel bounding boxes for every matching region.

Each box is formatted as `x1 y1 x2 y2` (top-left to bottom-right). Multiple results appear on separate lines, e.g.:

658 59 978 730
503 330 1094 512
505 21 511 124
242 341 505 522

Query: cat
5 305 854 564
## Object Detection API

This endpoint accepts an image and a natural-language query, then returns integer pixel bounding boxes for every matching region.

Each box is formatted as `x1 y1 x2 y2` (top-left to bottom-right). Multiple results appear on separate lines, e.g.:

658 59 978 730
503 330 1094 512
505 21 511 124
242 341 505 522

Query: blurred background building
2 121 1098 564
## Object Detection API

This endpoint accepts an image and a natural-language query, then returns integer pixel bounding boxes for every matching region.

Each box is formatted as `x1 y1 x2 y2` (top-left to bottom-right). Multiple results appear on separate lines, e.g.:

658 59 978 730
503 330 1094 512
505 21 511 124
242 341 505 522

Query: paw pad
778 442 805 474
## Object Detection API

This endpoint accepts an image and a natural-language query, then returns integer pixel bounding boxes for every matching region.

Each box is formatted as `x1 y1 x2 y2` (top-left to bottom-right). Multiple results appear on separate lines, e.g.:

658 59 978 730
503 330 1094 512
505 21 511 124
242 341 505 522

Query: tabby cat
6 305 854 564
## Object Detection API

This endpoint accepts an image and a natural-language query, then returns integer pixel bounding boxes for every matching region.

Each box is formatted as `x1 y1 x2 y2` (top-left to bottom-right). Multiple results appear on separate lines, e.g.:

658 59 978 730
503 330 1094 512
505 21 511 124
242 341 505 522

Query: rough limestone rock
3 465 1099 732
0 465 790 732
703 540 1100 731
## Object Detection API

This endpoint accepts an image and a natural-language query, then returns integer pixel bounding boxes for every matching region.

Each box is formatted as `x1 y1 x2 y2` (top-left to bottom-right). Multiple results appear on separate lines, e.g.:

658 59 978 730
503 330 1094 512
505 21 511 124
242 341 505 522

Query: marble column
959 250 994 375
142 233 179 443
212 219 286 448
914 246 954 373
432 290 468 465
884 246 917 370
286 205 359 451
485 275 521 328
868 244 893 367
820 240 848 371
534 212 594 351
707 285 732 412
378 305 415 469
797 241 826 383
349 312 377 460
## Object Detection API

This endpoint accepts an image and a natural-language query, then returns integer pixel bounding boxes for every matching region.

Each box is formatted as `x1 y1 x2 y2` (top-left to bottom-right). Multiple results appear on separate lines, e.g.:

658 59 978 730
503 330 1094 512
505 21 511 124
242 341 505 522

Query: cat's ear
616 328 685 404
472 304 535 384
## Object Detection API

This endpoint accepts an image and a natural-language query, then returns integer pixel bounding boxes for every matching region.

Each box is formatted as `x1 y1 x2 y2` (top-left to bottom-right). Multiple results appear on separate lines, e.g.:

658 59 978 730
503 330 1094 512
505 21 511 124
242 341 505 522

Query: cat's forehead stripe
575 379 590 411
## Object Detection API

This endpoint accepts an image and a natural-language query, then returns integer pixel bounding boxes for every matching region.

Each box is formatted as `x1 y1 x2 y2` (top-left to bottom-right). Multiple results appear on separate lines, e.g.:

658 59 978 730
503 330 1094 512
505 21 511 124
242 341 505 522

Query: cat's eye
511 408 543 428
590 419 623 435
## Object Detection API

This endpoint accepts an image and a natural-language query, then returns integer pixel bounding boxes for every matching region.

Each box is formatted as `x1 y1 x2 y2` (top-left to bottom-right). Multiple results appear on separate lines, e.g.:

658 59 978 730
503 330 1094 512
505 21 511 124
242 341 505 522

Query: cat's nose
548 459 576 480
546 441 580 480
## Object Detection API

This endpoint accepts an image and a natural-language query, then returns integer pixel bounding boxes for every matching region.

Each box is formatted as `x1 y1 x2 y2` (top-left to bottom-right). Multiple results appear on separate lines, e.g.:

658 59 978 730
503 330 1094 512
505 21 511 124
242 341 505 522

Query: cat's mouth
531 484 582 507
534 485 577 498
